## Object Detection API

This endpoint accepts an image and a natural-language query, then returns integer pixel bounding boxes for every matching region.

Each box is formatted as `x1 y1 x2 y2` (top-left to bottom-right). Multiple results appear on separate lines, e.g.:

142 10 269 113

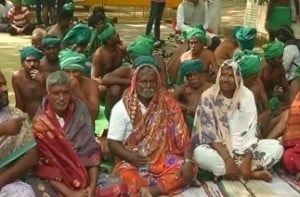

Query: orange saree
113 66 191 196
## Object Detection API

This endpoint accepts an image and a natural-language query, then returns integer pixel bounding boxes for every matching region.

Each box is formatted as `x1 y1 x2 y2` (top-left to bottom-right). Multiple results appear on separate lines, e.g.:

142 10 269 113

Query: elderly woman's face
219 66 236 93
48 84 71 114
136 67 158 99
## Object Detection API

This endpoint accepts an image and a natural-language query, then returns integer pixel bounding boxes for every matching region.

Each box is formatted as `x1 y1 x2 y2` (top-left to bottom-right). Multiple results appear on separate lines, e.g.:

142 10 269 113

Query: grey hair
46 71 71 92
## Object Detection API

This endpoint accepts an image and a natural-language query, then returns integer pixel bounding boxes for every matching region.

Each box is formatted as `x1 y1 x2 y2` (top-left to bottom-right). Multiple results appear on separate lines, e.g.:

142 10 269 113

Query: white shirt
283 44 300 81
107 99 146 142
55 114 65 128
176 1 206 32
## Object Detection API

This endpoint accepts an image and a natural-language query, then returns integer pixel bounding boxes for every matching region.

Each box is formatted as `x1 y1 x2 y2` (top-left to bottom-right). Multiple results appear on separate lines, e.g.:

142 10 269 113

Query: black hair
88 12 105 27
275 25 295 43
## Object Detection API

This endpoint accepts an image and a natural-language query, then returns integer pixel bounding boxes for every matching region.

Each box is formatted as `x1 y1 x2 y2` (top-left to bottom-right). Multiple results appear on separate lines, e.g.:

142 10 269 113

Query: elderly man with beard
39 36 61 76
108 63 195 197
12 46 45 120
0 71 38 196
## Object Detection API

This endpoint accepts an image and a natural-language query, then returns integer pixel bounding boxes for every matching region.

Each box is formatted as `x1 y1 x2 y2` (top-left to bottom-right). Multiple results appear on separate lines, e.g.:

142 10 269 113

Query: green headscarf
20 46 44 61
235 27 257 50
183 27 207 44
127 35 154 58
263 41 285 60
234 50 262 77
42 36 61 47
63 24 92 46
62 2 74 13
132 55 159 69
98 23 116 44
59 49 86 72
177 59 204 85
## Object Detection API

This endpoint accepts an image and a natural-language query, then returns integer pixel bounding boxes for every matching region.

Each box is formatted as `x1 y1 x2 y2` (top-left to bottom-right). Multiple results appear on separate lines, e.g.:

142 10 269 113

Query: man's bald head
31 28 47 50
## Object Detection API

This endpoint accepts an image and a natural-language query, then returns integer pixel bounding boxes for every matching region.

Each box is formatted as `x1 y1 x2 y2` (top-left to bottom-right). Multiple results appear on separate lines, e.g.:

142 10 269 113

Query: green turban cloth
63 24 92 46
63 2 74 13
234 50 262 77
263 41 285 60
127 35 154 58
59 49 86 72
20 46 44 61
132 55 159 69
98 23 116 44
235 27 257 50
183 27 207 44
177 59 204 85
42 36 61 47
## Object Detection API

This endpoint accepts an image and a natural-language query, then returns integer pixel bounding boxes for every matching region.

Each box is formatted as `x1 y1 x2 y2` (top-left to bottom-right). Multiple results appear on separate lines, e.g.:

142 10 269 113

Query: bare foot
139 187 153 197
251 170 272 182
295 172 300 182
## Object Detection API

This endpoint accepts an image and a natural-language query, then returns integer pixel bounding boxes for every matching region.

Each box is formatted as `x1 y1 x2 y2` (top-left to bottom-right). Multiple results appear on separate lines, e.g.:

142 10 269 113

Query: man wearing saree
28 71 126 196
0 71 37 196
108 64 194 197
193 60 283 181
282 91 300 181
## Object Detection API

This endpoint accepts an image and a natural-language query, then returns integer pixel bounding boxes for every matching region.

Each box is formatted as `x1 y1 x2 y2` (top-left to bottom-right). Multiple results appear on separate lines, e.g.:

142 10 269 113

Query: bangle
184 158 194 164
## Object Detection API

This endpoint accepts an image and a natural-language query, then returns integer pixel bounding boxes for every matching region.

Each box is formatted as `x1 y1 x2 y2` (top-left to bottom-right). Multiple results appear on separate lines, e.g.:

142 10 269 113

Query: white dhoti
0 181 35 197
193 139 283 176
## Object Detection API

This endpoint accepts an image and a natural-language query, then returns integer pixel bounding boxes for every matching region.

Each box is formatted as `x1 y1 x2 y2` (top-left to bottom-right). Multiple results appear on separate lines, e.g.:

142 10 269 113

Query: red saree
30 98 127 196
113 66 191 196
283 92 300 173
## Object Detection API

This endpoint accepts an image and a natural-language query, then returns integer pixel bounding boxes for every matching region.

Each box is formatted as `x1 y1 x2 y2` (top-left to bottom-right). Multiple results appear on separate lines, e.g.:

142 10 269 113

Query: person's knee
107 85 123 102
194 145 226 176
282 148 295 173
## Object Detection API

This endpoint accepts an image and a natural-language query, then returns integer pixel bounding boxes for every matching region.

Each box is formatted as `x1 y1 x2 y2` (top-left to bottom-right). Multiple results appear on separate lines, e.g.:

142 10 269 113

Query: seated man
108 64 195 196
261 41 290 111
92 23 127 94
172 59 212 130
59 49 99 121
0 0 13 32
102 35 167 119
31 28 46 51
234 50 271 138
7 0 35 35
180 27 218 83
12 46 45 120
47 2 73 38
28 71 126 196
0 70 37 196
193 59 283 181
214 26 256 65
62 23 92 77
176 0 220 51
275 25 300 101
282 90 300 181
39 35 61 76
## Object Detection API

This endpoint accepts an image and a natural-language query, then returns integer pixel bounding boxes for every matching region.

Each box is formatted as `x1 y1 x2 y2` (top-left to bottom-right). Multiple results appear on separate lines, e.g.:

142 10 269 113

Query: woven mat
277 170 300 193
202 181 224 197
245 180 278 197
219 180 251 197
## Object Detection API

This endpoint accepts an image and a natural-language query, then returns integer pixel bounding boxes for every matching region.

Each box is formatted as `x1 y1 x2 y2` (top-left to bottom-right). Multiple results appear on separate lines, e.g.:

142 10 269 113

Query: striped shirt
7 6 30 27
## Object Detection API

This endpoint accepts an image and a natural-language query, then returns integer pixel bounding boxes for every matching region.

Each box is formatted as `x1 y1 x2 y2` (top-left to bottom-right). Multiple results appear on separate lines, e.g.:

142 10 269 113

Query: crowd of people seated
2 0 300 196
